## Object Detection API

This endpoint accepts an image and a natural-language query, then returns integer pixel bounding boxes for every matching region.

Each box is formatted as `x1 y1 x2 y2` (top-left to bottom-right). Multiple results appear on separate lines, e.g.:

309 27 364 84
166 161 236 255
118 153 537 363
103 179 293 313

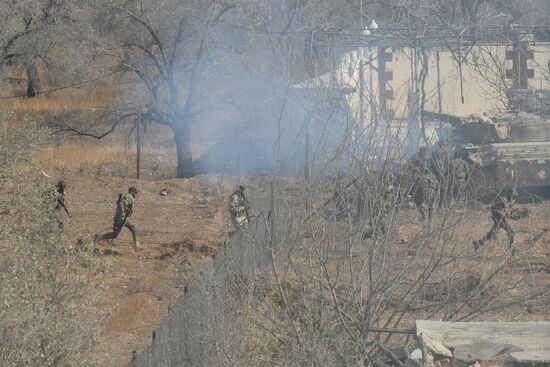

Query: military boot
133 241 141 252
93 233 103 245
473 240 482 253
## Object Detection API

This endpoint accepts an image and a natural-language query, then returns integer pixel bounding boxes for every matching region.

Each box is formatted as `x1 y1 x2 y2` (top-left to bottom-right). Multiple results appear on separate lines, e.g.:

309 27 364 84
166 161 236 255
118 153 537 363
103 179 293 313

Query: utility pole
436 49 444 137
436 50 442 114
368 48 375 125
359 56 365 126
136 110 142 180
305 131 309 184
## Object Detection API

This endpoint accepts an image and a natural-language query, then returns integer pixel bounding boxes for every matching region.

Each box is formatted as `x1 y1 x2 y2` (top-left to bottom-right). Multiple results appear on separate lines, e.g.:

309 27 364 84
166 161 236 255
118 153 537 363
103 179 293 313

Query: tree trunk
26 63 41 98
174 125 195 178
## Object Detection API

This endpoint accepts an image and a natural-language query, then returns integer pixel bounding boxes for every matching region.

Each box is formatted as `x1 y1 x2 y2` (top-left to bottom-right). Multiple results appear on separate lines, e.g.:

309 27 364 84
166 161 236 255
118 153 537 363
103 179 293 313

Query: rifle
242 194 252 222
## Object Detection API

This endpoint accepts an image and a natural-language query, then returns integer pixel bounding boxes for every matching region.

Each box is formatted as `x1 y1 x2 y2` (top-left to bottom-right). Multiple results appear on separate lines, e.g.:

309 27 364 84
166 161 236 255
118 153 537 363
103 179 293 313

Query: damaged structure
396 320 550 367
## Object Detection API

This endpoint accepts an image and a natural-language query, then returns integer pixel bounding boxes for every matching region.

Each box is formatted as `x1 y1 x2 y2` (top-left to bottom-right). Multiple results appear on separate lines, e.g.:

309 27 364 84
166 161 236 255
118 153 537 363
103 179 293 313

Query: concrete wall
333 45 550 120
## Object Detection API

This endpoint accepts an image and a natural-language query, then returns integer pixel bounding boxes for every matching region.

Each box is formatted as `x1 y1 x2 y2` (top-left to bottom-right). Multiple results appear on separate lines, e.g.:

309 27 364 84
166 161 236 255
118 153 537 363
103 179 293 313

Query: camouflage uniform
94 189 139 250
473 193 517 254
430 144 452 207
449 158 468 203
414 170 439 223
53 189 66 212
44 181 69 228
364 179 397 239
409 147 430 177
229 187 250 229
430 143 452 180
334 178 359 217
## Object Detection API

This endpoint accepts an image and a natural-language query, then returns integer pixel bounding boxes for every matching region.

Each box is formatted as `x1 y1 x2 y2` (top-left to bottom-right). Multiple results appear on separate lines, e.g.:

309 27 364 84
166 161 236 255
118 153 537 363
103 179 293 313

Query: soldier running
94 186 140 251
229 185 251 229
473 189 517 254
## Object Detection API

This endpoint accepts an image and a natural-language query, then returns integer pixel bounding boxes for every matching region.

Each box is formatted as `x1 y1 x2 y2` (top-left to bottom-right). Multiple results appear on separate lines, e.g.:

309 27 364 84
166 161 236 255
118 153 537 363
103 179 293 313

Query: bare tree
139 93 548 365
137 6 548 363
71 0 234 178
52 0 372 178
0 0 92 97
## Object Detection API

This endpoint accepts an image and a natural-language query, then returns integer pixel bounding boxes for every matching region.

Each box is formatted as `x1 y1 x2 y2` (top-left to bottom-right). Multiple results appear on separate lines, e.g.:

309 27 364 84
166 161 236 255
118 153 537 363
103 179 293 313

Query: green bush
0 112 97 366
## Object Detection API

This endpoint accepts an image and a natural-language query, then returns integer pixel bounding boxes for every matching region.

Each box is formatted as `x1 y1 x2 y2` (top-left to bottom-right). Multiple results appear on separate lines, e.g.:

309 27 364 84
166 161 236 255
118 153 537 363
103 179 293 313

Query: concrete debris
415 320 550 363
159 188 171 196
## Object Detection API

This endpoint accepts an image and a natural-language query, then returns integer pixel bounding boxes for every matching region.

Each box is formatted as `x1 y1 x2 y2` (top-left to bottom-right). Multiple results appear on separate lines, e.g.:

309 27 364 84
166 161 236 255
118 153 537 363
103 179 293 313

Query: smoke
192 61 354 176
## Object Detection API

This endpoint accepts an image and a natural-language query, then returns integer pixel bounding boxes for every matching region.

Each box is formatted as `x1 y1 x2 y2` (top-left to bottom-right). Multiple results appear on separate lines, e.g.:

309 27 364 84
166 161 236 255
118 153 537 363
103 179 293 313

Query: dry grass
39 143 130 171
1 89 212 176
0 87 119 114
38 140 178 175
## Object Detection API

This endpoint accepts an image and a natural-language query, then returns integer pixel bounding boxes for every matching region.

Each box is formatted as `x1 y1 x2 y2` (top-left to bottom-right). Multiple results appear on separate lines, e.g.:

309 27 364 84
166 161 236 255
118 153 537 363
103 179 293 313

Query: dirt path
57 173 550 365
60 173 231 366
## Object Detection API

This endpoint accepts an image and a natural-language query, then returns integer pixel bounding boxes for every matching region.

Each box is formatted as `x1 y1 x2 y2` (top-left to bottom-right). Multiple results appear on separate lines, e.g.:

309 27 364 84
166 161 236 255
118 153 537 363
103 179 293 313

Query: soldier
449 157 469 203
473 189 517 254
409 146 430 176
334 177 360 217
53 180 71 217
229 185 251 229
44 180 71 229
430 142 452 207
363 173 398 239
413 167 439 224
94 186 140 251
430 141 452 179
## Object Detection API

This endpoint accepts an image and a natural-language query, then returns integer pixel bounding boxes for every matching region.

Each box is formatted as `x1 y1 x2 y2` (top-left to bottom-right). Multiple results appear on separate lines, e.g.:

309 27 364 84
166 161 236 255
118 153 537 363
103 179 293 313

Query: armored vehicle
422 110 550 198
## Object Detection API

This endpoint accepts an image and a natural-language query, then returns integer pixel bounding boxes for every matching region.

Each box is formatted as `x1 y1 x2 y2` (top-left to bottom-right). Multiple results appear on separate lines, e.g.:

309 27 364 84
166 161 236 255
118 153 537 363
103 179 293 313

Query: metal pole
359 58 365 125
413 45 421 151
436 50 443 114
368 47 375 125
458 43 465 104
305 131 309 184
413 47 418 92
540 78 544 119
136 110 141 180
515 31 521 88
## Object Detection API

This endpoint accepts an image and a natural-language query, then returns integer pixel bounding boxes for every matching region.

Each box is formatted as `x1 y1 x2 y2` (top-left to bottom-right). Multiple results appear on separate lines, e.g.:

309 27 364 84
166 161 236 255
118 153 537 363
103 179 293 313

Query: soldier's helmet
238 185 246 192
56 180 66 189
128 186 138 194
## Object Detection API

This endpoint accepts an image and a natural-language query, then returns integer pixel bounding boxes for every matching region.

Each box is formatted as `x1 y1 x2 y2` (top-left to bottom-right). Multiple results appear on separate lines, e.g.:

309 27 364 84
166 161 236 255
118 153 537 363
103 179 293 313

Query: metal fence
136 193 273 366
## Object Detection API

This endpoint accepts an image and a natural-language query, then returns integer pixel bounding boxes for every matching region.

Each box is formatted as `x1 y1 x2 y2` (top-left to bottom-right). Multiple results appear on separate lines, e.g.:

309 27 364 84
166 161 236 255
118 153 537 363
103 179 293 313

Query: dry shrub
0 111 98 366
38 143 130 171
37 123 178 173
0 87 119 114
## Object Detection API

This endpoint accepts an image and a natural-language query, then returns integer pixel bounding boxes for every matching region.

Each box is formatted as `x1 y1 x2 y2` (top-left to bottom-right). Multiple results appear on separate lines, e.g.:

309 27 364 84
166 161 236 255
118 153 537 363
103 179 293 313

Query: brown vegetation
1 1 550 366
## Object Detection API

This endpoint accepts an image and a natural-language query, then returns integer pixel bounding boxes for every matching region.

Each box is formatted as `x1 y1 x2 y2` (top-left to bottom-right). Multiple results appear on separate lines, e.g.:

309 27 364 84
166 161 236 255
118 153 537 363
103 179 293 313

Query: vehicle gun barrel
421 110 463 127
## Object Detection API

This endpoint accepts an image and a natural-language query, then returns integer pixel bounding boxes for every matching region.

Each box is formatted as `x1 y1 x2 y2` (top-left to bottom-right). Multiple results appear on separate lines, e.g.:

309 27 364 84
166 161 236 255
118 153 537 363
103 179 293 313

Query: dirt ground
41 170 550 366
21 159 549 367
59 172 234 366
7 90 547 366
